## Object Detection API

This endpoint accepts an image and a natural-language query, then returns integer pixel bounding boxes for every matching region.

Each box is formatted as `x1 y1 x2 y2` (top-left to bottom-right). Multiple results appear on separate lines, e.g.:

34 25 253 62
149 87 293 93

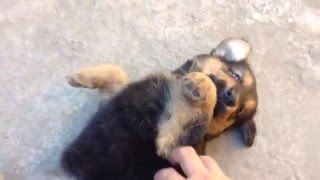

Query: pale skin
154 146 229 180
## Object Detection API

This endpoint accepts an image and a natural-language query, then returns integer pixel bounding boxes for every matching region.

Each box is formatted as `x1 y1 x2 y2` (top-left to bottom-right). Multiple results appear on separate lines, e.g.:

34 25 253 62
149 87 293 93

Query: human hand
154 146 229 180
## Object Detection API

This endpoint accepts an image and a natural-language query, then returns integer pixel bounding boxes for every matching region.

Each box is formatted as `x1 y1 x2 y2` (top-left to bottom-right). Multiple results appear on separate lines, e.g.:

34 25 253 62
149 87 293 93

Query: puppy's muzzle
223 88 236 107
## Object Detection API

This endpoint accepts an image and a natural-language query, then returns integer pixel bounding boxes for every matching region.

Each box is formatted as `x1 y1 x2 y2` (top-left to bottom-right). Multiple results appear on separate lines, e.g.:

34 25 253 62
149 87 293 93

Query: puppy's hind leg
65 64 129 97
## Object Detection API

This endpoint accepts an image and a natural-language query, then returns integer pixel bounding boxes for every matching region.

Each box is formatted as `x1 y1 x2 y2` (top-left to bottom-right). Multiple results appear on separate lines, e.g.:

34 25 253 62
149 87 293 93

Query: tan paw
65 64 128 91
156 135 175 158
181 72 217 105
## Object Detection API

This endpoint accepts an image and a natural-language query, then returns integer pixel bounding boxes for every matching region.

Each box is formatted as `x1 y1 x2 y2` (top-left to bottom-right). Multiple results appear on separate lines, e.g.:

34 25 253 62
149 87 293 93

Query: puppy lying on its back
62 72 217 180
65 38 259 152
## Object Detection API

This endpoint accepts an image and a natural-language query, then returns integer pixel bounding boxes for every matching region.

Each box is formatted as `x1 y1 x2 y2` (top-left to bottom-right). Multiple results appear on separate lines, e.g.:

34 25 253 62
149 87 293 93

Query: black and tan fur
66 38 258 149
174 38 258 148
62 72 217 180
62 38 259 179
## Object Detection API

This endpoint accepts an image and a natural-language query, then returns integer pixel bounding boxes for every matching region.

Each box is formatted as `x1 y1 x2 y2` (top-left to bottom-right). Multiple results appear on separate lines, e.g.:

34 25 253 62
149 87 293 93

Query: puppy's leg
182 73 219 155
65 64 128 97
156 72 217 158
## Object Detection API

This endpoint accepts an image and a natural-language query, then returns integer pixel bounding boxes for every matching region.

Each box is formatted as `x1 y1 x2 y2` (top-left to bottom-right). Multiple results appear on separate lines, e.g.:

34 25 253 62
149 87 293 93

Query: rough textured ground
0 0 319 179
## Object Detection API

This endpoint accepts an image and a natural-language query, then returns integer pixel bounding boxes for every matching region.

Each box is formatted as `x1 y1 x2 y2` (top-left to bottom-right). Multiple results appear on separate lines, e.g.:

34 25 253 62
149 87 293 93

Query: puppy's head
174 38 258 146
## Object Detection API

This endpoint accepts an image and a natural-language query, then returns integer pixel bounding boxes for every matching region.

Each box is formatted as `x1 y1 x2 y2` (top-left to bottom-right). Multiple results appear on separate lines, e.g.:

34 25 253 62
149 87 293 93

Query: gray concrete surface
0 0 319 179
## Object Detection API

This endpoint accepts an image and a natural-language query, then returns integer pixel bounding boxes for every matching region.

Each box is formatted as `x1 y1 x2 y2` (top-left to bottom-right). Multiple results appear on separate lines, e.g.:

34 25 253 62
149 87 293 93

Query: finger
170 146 207 176
200 156 230 180
154 168 185 180
200 156 220 172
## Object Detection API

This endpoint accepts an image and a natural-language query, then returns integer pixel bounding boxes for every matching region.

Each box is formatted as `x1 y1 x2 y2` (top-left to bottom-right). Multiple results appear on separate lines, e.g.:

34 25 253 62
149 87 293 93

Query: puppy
66 38 259 153
62 72 217 180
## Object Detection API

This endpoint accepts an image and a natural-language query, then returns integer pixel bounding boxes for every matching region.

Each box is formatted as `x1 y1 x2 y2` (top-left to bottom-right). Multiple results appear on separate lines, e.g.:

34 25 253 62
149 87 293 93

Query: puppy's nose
223 88 236 106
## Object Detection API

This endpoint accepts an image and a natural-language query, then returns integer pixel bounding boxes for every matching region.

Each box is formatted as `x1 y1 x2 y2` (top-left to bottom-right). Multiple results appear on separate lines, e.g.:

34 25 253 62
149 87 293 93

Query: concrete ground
0 0 319 179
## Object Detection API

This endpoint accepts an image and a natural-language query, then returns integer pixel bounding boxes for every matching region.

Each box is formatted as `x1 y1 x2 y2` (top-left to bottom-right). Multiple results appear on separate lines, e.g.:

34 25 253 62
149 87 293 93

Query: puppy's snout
223 88 236 106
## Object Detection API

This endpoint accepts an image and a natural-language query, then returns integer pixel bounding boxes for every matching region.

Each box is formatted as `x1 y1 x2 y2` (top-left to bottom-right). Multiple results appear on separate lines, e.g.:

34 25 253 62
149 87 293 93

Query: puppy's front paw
156 135 175 159
181 72 216 104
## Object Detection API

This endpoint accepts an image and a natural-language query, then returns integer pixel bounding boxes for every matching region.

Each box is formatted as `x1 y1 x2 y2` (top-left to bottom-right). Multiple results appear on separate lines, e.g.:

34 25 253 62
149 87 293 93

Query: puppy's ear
173 59 196 77
211 38 251 62
240 119 256 147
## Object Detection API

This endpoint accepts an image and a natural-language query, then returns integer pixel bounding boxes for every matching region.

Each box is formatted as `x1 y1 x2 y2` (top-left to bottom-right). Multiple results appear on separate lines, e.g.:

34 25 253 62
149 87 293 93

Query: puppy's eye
230 71 241 81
